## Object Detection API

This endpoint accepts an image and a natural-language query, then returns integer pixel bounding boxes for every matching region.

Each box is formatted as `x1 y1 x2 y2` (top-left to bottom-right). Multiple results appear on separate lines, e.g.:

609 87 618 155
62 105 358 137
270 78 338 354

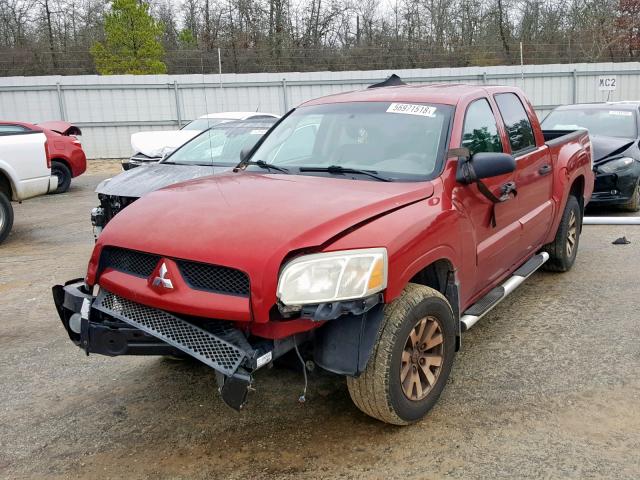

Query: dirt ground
1 160 639 479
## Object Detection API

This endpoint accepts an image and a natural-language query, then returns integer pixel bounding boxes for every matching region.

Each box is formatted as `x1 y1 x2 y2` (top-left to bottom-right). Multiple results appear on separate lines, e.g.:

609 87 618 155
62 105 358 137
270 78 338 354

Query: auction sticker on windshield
387 103 437 117
609 111 633 117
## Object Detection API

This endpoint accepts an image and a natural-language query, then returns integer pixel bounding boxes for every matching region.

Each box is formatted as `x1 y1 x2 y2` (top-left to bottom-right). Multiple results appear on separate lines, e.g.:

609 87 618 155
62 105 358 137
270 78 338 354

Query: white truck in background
0 130 57 243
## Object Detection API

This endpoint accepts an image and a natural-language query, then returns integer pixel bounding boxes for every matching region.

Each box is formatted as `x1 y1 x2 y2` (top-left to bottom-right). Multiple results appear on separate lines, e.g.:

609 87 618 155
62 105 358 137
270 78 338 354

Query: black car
542 102 640 211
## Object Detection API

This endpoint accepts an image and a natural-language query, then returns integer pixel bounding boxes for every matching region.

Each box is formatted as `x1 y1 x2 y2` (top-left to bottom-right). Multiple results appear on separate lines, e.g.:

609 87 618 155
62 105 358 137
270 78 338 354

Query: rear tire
347 284 456 425
51 160 72 194
543 195 581 272
620 180 640 212
0 191 14 244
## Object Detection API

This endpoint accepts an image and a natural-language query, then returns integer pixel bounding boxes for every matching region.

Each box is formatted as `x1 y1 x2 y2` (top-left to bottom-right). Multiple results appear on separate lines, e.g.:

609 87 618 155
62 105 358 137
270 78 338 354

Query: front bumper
52 280 286 410
590 170 639 206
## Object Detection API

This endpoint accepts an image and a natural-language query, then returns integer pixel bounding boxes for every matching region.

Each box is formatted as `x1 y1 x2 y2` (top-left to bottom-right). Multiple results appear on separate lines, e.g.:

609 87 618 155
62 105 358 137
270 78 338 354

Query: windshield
542 108 638 138
247 102 453 181
181 118 233 131
164 121 273 166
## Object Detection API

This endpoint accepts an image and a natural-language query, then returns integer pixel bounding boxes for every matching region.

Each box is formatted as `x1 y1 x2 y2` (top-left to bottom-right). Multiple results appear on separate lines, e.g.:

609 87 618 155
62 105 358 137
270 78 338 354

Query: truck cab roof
301 83 521 108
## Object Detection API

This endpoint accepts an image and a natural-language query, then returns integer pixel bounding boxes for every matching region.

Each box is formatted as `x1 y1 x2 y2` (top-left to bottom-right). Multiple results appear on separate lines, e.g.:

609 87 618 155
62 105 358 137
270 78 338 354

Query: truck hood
131 130 200 157
96 172 433 281
95 163 234 198
591 134 635 163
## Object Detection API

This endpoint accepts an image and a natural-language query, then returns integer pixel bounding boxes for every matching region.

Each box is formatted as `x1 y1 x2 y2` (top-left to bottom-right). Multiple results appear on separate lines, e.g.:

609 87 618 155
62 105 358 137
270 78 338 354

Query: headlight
599 157 634 173
277 248 388 306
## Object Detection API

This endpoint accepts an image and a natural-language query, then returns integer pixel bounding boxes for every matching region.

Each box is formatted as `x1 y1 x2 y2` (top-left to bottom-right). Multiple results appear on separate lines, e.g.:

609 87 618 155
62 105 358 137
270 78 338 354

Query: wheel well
51 158 70 170
0 172 12 199
569 175 585 211
409 259 459 319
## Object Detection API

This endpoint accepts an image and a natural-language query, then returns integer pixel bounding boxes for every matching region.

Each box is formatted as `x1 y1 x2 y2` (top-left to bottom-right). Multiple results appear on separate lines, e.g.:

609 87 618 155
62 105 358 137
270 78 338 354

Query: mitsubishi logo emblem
152 262 174 289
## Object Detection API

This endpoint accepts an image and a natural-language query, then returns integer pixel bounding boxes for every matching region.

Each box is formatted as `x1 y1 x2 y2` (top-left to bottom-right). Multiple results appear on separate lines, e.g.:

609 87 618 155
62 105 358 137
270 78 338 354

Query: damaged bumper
52 280 282 410
591 170 639 206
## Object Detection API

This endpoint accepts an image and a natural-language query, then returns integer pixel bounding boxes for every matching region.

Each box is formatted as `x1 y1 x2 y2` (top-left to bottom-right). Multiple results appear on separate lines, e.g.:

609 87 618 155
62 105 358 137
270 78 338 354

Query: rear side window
495 93 536 153
461 99 503 155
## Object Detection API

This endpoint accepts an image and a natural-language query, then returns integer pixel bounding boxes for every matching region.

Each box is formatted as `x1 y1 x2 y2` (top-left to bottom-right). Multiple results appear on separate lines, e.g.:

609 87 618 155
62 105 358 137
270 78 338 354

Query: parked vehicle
542 102 640 211
0 129 57 243
0 121 86 194
92 118 277 236
124 112 279 170
53 80 593 425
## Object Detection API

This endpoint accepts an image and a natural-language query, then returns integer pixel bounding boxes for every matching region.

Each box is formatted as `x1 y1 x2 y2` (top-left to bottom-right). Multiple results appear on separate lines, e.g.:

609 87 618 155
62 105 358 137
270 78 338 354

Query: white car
124 111 279 170
0 128 58 243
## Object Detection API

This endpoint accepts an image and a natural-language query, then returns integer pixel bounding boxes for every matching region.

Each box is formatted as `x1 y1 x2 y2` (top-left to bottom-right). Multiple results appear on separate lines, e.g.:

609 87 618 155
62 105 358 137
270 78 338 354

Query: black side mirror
239 146 251 162
456 152 515 184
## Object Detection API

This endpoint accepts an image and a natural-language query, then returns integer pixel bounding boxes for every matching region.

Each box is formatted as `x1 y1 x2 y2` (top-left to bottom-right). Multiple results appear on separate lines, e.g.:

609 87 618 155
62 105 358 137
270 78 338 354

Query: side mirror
457 152 515 184
239 146 251 162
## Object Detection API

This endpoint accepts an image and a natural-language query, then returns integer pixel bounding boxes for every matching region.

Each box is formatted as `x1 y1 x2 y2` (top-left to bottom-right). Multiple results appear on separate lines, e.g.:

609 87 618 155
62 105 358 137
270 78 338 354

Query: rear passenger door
494 93 553 255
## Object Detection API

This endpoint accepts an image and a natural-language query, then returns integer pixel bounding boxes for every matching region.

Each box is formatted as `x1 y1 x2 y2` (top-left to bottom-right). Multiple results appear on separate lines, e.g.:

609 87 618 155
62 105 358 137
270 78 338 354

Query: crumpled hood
92 173 434 317
131 130 200 157
98 173 434 259
591 134 635 163
95 163 234 198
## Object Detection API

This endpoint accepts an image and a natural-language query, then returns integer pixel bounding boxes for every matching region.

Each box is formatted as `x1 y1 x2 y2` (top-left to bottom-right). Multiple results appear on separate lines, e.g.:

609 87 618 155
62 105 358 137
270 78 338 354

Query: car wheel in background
543 195 582 272
347 284 456 425
620 180 640 212
51 160 72 194
0 191 14 244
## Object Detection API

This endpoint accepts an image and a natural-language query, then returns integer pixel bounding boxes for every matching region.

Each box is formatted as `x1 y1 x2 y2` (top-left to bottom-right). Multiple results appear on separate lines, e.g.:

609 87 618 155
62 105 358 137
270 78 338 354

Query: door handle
539 164 552 175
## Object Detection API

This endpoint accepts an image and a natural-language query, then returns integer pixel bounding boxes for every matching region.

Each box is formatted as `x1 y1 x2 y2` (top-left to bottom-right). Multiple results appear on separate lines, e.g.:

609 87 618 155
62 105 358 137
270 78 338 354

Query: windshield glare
164 124 271 166
248 102 453 180
542 108 638 138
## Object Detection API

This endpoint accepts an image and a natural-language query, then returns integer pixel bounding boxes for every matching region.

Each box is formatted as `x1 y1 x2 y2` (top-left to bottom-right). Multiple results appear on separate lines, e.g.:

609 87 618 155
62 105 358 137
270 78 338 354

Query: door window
495 93 536 154
461 99 503 155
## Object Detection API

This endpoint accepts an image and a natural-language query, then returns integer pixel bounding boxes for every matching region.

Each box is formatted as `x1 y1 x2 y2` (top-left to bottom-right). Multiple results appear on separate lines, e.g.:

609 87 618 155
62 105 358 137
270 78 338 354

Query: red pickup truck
53 81 593 425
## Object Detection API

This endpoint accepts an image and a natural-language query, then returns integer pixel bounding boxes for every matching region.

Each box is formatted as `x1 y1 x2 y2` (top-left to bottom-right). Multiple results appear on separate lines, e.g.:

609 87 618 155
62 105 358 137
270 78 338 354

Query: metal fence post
572 69 578 103
56 82 66 120
482 72 488 84
281 78 289 112
174 80 182 127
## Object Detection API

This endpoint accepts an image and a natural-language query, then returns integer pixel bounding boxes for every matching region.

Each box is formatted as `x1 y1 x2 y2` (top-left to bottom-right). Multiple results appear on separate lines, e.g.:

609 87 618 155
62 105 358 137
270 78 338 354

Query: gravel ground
1 161 639 479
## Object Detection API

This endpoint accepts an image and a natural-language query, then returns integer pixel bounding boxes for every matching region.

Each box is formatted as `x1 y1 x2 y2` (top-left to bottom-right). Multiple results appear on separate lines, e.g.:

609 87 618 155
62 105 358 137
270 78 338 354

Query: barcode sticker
609 110 633 117
387 103 437 117
250 129 268 134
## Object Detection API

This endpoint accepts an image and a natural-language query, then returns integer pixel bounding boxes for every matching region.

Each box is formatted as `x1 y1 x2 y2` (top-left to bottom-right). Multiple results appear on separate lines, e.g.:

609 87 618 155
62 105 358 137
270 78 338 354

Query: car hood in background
590 134 636 163
95 163 234 198
37 121 81 136
131 130 200 158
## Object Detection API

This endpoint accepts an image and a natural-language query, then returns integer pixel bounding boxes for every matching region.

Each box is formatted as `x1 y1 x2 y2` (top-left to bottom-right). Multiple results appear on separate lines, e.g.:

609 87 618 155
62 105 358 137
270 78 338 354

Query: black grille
178 261 250 296
100 247 160 278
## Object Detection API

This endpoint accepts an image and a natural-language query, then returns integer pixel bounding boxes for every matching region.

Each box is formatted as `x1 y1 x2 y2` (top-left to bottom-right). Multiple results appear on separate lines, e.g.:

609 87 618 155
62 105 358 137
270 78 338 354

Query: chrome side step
461 252 549 332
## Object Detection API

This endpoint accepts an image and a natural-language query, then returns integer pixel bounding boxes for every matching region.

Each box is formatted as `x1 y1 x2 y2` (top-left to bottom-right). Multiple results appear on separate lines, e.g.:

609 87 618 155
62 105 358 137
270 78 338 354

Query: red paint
83 84 593 340
0 121 87 177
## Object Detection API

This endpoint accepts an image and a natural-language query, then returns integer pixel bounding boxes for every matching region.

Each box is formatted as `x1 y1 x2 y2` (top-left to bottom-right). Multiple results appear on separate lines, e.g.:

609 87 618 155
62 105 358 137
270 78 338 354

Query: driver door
454 98 523 294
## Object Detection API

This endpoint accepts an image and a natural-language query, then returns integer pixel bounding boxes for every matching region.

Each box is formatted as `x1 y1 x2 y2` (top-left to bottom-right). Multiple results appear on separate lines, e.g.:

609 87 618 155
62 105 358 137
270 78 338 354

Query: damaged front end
52 280 303 410
91 194 137 237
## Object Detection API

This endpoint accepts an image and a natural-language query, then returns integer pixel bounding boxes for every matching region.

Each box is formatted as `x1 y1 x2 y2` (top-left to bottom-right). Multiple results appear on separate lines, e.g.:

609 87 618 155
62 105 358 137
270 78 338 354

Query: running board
461 252 549 332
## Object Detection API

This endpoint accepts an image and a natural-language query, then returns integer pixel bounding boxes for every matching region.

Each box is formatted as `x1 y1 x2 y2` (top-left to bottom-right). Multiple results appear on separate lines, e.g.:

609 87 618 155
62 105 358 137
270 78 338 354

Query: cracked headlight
599 157 634 173
277 248 388 306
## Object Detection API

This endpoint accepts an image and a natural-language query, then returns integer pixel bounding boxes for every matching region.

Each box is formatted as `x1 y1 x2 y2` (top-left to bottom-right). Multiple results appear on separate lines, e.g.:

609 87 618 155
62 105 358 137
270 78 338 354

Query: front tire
543 195 581 272
0 191 14 244
347 284 456 425
51 160 72 194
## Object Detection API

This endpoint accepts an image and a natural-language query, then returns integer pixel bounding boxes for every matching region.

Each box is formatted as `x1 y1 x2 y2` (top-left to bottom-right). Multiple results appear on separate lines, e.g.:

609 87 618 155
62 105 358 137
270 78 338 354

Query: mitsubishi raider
53 80 593 425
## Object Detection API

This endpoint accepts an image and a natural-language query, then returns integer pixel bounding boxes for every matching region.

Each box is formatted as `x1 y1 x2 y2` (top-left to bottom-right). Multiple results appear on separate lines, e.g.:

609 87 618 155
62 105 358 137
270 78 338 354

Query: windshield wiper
247 160 290 174
299 165 391 182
